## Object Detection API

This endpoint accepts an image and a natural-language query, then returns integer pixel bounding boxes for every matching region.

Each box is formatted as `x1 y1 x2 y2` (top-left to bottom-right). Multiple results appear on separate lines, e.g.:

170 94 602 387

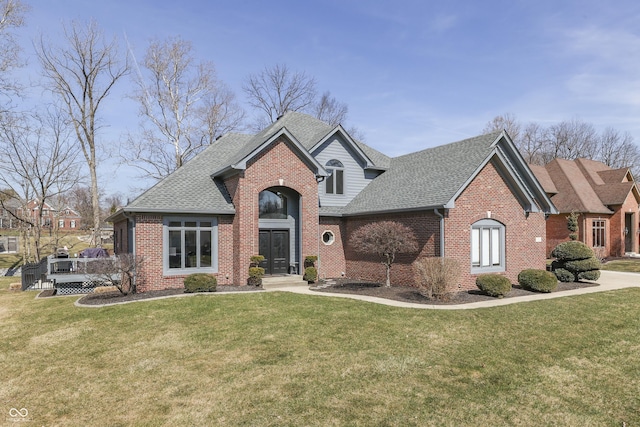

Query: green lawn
1 276 639 426
602 258 640 273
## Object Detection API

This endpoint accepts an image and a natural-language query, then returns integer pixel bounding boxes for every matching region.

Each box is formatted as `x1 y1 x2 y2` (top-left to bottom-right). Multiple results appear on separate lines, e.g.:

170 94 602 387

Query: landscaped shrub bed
518 269 558 292
184 273 217 293
476 274 511 297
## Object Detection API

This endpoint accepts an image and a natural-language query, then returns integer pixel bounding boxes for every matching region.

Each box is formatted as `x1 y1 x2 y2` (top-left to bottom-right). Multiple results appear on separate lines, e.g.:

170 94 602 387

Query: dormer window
325 159 344 195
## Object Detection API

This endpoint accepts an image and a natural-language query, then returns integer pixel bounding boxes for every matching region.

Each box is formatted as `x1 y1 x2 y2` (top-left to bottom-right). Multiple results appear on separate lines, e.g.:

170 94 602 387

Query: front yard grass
1 276 639 426
601 258 640 273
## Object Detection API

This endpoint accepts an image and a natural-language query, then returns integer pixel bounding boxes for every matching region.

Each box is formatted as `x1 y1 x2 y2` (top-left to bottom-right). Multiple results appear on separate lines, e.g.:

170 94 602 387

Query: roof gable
310 125 385 171
342 131 556 216
597 167 632 184
212 127 327 179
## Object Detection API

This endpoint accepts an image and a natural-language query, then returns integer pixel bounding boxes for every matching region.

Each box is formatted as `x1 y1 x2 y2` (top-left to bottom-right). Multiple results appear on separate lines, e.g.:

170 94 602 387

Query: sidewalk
264 270 640 310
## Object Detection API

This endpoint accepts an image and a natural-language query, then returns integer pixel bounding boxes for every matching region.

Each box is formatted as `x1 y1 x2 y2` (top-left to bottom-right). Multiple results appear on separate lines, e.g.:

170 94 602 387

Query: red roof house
531 158 640 258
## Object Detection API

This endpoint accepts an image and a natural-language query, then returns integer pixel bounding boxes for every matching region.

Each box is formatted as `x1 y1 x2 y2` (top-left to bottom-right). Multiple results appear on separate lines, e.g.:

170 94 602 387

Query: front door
625 213 633 253
259 230 289 275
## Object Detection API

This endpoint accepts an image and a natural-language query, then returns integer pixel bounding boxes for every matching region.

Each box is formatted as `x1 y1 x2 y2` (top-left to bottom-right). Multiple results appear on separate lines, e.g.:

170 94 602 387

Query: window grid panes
471 220 504 271
167 219 214 271
325 159 344 195
593 220 606 247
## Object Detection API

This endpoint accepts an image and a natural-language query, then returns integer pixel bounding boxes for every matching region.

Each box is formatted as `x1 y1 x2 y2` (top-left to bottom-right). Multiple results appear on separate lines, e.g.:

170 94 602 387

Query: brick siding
344 211 440 285
445 159 547 289
225 136 320 285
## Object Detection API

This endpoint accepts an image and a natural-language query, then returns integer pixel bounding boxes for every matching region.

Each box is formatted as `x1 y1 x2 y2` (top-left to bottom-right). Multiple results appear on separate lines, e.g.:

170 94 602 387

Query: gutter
434 208 445 258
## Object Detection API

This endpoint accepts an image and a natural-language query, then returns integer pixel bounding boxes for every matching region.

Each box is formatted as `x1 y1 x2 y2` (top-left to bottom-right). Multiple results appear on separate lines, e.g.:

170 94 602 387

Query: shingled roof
531 157 640 214
118 113 555 218
121 112 389 215
342 130 555 215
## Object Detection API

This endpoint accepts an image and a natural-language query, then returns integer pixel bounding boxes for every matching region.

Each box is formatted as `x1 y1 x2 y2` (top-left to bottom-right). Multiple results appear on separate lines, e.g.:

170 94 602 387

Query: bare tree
243 63 317 128
0 108 81 261
125 36 244 180
483 112 521 142
597 127 640 173
349 221 419 287
483 114 637 172
68 186 94 230
541 119 599 163
103 193 123 216
313 91 348 126
36 19 129 247
519 122 547 165
0 0 27 103
90 253 145 295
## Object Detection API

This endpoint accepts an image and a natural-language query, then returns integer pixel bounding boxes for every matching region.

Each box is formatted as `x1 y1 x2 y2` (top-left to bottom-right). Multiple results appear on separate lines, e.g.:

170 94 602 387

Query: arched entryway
258 187 300 275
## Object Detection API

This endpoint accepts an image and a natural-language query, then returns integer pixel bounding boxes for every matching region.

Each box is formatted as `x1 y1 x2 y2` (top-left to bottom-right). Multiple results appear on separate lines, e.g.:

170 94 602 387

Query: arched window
471 219 505 273
259 190 288 219
325 159 344 195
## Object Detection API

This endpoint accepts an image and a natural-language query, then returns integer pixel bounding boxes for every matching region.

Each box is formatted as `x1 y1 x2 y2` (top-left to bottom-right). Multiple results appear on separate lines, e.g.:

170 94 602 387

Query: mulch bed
38 279 599 307
311 278 600 305
41 285 262 305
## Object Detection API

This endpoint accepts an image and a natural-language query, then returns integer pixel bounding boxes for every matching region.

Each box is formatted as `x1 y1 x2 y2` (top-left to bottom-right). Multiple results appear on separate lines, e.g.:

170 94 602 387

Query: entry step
262 275 308 289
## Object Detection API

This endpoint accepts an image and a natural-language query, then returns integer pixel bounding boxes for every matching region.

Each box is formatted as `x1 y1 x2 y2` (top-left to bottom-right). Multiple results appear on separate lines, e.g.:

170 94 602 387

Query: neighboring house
530 158 640 258
109 112 556 292
19 200 82 231
0 198 20 229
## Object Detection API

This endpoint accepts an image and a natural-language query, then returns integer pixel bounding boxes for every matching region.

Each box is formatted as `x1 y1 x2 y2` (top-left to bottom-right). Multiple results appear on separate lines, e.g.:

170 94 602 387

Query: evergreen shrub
184 273 217 293
476 274 511 298
518 269 558 292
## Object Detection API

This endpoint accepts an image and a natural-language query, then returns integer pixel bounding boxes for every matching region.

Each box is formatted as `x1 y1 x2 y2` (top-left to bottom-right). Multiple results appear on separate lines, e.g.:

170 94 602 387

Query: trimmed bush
554 268 575 282
184 273 217 293
551 241 594 261
304 255 318 266
564 257 601 273
476 274 511 298
413 257 461 300
578 270 601 281
250 255 265 266
303 266 318 283
518 269 558 293
248 266 265 286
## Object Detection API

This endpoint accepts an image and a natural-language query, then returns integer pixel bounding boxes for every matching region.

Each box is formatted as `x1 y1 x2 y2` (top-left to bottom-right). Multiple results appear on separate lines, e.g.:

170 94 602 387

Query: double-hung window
164 217 217 274
471 219 505 273
325 159 344 195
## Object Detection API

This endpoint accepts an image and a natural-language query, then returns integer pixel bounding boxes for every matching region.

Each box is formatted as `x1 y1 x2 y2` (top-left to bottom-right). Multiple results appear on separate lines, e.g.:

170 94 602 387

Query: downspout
434 208 444 258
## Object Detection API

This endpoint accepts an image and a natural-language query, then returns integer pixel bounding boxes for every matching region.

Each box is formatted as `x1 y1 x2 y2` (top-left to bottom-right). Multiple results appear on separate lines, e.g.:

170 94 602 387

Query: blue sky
16 0 640 199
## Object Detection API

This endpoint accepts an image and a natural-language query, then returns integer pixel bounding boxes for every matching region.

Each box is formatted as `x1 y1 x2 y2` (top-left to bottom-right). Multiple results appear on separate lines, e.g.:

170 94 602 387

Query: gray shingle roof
342 131 503 215
124 112 390 214
125 133 253 214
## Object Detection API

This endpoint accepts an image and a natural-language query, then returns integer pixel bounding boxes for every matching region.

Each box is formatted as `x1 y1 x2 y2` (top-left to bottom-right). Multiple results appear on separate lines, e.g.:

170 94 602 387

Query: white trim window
163 217 218 275
325 159 344 195
471 219 505 273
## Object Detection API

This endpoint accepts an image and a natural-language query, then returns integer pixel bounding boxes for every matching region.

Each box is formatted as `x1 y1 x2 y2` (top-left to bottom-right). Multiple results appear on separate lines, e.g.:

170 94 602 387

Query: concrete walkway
263 270 640 310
